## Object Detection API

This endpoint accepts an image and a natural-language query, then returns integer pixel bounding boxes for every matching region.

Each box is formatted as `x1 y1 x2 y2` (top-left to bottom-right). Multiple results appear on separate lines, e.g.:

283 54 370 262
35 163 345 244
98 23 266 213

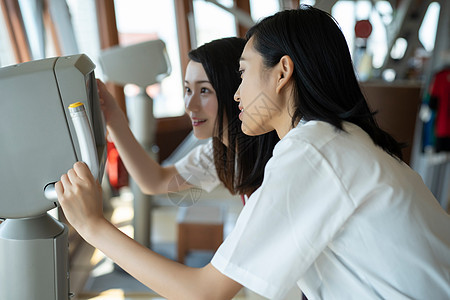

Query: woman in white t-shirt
215 5 448 299
56 6 449 300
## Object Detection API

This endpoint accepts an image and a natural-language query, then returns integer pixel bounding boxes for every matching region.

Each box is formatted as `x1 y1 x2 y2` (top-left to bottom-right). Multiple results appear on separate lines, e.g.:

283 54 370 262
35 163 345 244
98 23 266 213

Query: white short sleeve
212 121 450 299
211 136 356 299
174 140 221 193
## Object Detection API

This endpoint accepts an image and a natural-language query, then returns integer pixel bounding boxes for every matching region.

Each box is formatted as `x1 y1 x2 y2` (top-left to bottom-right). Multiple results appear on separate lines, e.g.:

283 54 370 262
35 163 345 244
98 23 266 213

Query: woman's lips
238 107 244 120
192 119 207 126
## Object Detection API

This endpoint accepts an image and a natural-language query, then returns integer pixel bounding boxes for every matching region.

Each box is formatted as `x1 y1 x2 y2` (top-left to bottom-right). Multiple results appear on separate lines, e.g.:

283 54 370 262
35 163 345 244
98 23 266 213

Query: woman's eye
238 69 244 77
200 87 209 93
184 87 191 94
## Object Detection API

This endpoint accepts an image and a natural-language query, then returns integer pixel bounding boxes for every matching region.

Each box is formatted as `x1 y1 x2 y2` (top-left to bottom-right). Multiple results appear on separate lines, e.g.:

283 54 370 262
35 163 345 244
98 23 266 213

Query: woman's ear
276 55 294 94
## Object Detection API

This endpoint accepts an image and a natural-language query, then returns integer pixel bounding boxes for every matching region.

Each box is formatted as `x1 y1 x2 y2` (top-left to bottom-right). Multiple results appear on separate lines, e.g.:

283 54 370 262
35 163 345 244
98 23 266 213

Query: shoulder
265 120 379 187
262 121 341 182
195 138 214 155
174 139 215 171
187 139 214 161
271 121 339 158
275 120 374 152
174 139 221 191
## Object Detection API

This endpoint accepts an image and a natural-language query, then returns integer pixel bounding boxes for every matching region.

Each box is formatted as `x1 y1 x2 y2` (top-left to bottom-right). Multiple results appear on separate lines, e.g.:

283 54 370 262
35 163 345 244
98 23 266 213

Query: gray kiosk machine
0 54 106 299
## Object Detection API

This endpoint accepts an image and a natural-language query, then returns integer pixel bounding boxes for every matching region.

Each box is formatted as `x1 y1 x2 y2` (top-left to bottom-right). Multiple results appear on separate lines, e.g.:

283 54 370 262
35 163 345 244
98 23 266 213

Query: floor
68 187 272 300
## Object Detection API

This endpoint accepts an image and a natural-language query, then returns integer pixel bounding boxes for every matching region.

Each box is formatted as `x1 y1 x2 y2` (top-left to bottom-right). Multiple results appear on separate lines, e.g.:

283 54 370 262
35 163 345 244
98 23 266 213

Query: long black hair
189 37 279 195
246 5 403 159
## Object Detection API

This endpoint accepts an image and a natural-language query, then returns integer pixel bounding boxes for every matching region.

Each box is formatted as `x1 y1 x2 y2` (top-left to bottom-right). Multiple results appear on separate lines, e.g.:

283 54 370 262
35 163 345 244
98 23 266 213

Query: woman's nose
234 86 241 102
185 94 200 112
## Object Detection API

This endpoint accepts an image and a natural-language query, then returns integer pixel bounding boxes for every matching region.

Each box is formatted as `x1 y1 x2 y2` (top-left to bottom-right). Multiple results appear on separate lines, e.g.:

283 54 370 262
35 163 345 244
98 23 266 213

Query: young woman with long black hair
57 6 449 299
225 6 449 299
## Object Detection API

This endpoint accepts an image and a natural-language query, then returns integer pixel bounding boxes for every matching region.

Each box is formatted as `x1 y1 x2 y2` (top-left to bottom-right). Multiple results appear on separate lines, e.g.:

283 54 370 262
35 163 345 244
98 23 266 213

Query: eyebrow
184 80 211 84
239 56 246 62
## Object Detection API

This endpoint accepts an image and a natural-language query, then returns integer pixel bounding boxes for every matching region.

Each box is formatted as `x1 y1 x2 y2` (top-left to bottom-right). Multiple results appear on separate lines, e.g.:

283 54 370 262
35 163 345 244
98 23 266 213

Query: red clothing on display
430 68 450 152
430 69 450 137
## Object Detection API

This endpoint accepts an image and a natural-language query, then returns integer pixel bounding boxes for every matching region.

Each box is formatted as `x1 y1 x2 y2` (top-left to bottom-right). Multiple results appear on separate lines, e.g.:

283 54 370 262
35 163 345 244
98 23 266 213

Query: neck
273 98 295 139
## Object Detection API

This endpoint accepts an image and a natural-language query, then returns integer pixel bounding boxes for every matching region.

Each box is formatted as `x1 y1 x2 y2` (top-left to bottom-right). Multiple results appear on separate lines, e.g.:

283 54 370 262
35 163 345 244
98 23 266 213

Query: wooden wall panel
95 0 126 114
235 0 251 37
174 0 193 81
0 0 31 63
361 82 422 165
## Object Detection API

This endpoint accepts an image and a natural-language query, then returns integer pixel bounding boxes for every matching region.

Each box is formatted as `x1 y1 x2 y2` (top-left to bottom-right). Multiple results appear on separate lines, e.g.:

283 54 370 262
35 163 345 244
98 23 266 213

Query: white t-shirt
174 140 221 192
211 121 450 300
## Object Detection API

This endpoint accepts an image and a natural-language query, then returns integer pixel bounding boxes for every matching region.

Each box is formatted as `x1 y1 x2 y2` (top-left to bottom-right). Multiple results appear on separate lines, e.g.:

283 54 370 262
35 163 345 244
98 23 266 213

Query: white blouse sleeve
211 137 357 299
174 140 221 193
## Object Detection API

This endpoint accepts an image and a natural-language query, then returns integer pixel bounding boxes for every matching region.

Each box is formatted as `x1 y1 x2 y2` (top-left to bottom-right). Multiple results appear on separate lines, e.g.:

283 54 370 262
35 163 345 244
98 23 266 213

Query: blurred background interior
0 0 448 299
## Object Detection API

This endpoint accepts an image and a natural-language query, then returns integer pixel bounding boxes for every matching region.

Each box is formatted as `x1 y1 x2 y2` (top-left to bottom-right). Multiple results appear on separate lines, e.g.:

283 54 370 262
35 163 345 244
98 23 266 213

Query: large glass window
112 0 281 118
66 0 101 74
18 0 45 60
193 0 236 47
332 0 439 81
332 0 390 70
250 0 279 22
419 2 440 52
114 0 184 118
193 0 280 46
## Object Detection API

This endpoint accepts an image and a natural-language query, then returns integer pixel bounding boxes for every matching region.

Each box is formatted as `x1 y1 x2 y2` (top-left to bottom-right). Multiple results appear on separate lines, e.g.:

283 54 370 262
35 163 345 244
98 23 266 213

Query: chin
193 129 213 140
241 123 266 136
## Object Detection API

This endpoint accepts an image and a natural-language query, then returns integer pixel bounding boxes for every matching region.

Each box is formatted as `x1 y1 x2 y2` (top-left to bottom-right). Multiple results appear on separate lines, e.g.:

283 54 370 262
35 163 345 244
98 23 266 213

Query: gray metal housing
0 214 69 299
0 54 106 218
